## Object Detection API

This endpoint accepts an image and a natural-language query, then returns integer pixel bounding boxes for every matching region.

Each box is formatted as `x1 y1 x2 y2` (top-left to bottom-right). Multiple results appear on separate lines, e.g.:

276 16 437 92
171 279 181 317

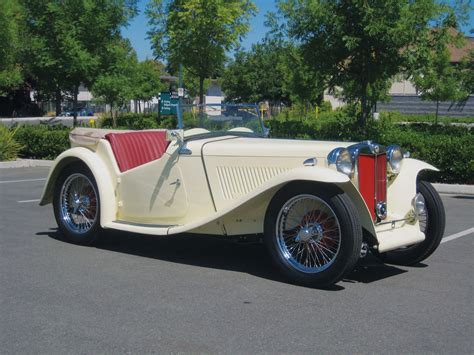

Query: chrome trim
375 201 387 220
387 145 403 174
327 147 354 176
303 157 317 166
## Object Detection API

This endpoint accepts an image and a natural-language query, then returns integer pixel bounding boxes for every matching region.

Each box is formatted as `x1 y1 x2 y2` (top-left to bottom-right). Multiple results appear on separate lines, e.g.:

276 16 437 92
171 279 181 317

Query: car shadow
37 229 408 290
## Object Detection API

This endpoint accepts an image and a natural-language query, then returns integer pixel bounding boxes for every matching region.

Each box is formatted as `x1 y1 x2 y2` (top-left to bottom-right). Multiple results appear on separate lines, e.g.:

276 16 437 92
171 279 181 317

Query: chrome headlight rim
387 145 404 174
327 147 354 176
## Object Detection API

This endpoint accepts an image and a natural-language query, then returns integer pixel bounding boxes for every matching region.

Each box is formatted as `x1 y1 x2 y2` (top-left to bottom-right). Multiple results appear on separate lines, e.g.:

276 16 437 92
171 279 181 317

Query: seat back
105 131 170 172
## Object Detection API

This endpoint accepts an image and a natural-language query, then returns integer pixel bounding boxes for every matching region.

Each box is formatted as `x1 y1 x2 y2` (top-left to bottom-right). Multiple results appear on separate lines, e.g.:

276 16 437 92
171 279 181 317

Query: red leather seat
105 131 170 172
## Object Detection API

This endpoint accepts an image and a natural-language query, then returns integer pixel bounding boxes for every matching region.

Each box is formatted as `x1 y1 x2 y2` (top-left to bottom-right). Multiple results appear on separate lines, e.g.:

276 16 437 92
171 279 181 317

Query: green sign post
159 92 179 115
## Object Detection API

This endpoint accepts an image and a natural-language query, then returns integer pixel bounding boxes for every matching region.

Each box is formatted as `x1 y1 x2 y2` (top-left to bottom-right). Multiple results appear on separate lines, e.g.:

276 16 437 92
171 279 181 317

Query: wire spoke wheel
276 194 341 274
59 173 98 235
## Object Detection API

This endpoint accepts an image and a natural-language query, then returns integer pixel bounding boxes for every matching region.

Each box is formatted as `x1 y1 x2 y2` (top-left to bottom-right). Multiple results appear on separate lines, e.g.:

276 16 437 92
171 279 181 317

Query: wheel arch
40 146 119 227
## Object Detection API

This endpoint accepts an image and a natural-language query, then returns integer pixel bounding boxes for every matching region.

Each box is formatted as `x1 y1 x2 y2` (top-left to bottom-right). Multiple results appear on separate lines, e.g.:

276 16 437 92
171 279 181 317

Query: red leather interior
105 131 170 172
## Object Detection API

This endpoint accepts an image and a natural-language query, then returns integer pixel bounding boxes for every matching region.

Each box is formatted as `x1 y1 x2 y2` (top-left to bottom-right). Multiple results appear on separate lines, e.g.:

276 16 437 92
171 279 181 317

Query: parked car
40 104 445 287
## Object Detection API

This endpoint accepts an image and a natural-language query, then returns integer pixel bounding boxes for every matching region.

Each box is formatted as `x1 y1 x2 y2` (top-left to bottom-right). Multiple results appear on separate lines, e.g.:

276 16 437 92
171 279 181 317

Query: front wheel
377 181 445 265
53 162 102 245
264 183 362 287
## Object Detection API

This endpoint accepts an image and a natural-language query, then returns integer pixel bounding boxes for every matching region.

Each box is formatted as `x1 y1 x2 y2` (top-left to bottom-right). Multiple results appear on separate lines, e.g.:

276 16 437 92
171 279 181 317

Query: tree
413 28 468 123
132 60 167 112
0 0 24 95
22 0 138 125
278 0 458 124
92 41 138 127
147 0 256 105
222 39 290 106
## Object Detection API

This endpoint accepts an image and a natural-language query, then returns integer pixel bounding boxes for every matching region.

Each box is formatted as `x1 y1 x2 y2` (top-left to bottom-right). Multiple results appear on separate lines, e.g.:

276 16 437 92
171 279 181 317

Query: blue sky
123 0 473 61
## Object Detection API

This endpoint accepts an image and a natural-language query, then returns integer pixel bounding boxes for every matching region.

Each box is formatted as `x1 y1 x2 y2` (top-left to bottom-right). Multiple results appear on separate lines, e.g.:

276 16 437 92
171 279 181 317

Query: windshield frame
177 103 267 138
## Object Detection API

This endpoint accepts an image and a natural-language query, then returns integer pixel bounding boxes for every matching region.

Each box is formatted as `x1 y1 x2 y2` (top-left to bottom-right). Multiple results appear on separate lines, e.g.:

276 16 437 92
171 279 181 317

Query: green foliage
147 0 256 102
0 0 24 95
277 0 458 124
92 40 139 126
268 110 474 184
99 113 177 130
0 126 23 161
22 0 138 120
14 125 70 160
133 60 167 102
412 28 469 121
222 39 290 104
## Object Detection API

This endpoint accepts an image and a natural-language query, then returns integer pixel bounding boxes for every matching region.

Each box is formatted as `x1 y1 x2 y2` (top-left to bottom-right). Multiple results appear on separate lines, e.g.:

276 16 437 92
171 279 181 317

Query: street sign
159 92 179 115
178 87 184 97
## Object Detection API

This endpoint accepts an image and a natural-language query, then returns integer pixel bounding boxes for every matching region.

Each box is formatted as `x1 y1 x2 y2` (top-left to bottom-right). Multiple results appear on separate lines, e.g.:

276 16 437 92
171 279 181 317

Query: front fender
388 158 438 216
183 166 374 236
39 146 119 227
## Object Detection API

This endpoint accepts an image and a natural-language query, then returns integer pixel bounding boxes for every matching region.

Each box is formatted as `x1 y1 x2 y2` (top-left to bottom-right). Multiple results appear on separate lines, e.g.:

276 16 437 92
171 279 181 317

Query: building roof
449 36 474 63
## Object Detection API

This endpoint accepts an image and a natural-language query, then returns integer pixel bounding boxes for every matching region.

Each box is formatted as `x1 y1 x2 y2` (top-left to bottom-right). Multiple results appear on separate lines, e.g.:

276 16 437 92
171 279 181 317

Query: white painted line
441 227 474 244
0 178 46 184
17 199 41 203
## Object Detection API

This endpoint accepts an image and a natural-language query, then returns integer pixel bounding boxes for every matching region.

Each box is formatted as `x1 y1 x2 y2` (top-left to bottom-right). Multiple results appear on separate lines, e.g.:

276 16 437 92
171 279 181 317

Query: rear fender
39 142 119 226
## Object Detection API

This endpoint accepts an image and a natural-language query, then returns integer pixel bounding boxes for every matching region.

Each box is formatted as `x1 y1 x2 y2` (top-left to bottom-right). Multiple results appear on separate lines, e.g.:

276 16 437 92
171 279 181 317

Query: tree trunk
55 88 62 116
72 85 78 128
138 100 141 113
316 92 324 107
435 100 439 125
199 76 205 106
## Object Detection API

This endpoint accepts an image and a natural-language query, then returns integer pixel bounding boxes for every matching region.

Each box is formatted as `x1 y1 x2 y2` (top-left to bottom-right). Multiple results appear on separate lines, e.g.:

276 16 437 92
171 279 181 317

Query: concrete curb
433 183 474 196
0 159 54 169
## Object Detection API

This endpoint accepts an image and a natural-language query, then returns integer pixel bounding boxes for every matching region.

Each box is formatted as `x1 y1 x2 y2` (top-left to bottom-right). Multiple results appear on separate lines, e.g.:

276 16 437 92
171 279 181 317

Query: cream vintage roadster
40 104 445 287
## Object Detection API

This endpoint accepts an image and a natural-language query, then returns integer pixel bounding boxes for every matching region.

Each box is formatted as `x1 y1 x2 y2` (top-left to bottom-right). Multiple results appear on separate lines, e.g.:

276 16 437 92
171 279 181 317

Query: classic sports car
40 104 445 287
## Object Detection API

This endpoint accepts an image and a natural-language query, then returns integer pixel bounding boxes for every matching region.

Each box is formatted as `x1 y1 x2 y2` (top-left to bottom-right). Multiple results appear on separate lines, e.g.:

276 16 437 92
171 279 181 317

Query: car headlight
387 145 404 174
327 147 354 176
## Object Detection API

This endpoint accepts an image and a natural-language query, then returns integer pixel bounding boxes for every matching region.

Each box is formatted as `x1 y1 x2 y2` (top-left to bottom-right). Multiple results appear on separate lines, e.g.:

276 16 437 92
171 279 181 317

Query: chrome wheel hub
59 173 98 234
276 194 341 274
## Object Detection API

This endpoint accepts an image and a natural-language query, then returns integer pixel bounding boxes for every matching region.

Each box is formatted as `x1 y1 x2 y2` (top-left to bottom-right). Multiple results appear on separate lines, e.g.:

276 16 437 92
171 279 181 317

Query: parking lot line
441 227 474 244
17 199 41 203
0 178 46 184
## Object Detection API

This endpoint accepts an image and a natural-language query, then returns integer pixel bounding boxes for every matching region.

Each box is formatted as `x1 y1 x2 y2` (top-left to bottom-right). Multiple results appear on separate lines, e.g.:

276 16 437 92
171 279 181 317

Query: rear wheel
53 163 101 245
377 181 445 265
264 183 362 287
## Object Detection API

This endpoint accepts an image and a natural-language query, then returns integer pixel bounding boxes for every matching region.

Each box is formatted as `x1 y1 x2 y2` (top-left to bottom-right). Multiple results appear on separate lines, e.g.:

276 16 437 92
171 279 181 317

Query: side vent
216 166 289 200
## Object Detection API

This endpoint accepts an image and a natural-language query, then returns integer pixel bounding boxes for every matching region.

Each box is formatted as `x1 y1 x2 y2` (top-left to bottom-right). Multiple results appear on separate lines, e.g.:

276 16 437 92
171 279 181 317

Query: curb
0 159 54 169
432 183 474 196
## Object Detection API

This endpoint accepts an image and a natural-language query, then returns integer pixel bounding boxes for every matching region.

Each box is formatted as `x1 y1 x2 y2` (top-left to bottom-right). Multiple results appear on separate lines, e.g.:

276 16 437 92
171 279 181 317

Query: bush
268 112 474 184
99 113 177 130
0 125 23 161
14 125 70 160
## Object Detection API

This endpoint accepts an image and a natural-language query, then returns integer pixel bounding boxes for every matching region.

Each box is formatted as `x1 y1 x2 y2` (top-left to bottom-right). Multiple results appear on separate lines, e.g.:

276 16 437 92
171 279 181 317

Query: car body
40 104 445 286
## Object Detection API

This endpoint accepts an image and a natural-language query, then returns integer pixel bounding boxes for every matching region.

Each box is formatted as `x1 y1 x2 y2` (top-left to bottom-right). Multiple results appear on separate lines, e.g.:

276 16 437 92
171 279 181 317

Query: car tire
264 182 362 287
53 162 102 245
377 181 445 266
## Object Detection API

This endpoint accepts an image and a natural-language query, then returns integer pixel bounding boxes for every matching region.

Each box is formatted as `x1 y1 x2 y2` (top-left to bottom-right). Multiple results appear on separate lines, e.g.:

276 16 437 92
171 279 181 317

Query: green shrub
0 126 23 161
15 125 70 160
268 112 474 184
98 113 177 130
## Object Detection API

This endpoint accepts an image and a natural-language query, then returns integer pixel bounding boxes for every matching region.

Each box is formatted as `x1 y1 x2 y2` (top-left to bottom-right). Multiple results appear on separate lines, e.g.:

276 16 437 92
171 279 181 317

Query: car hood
201 136 352 159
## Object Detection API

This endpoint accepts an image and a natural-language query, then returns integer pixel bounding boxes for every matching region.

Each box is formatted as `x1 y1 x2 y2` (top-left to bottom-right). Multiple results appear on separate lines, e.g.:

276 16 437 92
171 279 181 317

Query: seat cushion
105 131 170 172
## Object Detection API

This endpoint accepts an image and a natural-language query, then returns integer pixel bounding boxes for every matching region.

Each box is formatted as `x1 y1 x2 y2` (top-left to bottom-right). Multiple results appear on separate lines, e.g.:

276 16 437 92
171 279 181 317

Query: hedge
268 114 474 184
8 111 473 184
14 125 70 160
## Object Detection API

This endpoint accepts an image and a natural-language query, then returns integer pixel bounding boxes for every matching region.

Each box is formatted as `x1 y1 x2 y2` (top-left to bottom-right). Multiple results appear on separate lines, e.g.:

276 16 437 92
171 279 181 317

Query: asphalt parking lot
1 167 473 353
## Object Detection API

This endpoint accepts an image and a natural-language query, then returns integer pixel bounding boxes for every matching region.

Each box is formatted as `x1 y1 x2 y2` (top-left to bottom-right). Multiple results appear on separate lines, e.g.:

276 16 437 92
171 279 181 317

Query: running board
103 220 180 236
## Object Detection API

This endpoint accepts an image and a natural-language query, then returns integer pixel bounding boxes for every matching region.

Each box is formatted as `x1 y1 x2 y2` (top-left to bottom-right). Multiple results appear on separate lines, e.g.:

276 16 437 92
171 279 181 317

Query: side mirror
168 129 184 146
